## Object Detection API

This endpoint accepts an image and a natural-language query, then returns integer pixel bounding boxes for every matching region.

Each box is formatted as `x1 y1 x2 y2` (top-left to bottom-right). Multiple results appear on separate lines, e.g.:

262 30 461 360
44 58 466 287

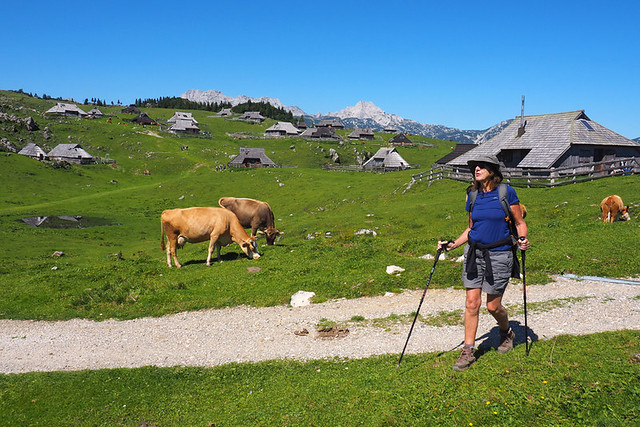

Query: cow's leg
169 237 182 268
207 234 221 266
251 227 261 254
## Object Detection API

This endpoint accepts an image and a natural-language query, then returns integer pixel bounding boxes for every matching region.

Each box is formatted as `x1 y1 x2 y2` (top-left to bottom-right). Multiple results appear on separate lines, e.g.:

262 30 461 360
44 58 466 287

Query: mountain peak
329 101 385 119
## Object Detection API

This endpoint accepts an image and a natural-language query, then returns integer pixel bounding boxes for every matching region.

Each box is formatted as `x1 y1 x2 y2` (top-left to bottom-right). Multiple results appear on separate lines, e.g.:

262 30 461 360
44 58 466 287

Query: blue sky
3 1 639 137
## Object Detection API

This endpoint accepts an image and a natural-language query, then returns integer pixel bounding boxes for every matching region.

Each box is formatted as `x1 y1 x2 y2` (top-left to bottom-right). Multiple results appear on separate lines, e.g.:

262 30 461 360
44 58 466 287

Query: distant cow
600 195 630 223
160 207 260 268
218 197 283 247
519 203 527 219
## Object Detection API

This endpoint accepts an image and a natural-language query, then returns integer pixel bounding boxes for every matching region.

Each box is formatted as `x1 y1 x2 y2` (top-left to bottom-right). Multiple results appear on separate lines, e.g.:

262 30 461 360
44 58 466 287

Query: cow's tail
161 220 166 251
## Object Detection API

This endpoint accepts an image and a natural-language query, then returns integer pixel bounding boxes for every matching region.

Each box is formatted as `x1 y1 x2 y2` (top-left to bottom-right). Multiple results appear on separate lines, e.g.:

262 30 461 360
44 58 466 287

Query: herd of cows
160 197 281 268
159 194 630 268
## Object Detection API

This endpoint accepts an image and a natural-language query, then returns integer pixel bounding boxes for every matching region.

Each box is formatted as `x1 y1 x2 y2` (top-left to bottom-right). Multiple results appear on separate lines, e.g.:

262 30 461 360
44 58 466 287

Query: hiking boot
453 346 476 371
497 328 515 353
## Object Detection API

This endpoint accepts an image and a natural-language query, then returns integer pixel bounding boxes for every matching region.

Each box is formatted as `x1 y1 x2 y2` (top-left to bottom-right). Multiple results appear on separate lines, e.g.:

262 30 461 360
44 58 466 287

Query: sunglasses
472 162 490 170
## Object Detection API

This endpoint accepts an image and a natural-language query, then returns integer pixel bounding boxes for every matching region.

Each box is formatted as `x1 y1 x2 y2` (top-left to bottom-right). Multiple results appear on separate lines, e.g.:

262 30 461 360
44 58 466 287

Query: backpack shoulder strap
468 189 478 213
499 184 520 239
498 183 510 218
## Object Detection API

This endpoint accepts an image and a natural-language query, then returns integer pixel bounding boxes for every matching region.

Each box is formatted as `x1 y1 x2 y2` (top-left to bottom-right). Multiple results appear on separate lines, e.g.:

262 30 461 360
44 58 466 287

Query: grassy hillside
1 89 639 321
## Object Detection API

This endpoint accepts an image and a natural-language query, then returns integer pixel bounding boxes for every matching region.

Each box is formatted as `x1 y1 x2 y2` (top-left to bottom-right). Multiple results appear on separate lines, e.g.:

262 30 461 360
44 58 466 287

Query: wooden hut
238 111 266 123
389 133 413 146
48 144 94 164
348 128 375 140
18 143 47 160
317 118 345 129
131 113 158 125
45 102 87 117
168 112 198 125
169 119 200 134
362 147 410 171
447 110 640 170
228 147 277 168
265 122 300 136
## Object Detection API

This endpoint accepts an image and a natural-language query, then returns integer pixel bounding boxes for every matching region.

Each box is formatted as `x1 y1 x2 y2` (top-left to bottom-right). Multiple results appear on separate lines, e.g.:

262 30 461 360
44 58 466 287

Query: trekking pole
520 236 530 356
397 243 449 369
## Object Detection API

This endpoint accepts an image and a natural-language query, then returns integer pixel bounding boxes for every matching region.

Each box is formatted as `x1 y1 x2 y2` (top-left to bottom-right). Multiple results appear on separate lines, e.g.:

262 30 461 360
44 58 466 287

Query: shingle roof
239 111 266 121
448 110 640 168
389 133 413 144
229 147 276 166
265 122 300 135
169 119 200 132
47 143 93 159
45 102 87 116
18 143 47 158
348 128 374 138
435 143 477 164
318 119 344 128
168 112 198 124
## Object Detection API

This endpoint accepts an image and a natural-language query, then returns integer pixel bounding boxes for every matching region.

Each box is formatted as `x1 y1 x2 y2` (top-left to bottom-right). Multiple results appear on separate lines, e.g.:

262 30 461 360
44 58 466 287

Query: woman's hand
438 240 455 252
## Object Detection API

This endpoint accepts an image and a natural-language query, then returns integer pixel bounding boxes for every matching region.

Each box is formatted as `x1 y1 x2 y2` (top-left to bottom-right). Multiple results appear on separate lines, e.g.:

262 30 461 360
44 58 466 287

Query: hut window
580 120 594 131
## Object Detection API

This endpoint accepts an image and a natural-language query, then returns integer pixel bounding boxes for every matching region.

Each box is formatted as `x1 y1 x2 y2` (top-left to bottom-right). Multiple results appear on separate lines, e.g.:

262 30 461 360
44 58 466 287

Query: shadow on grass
180 252 252 267
475 321 539 359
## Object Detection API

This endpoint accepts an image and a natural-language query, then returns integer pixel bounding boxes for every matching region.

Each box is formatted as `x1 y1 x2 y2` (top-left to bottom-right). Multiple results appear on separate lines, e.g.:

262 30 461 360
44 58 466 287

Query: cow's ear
256 230 265 235
249 236 257 241
277 231 284 235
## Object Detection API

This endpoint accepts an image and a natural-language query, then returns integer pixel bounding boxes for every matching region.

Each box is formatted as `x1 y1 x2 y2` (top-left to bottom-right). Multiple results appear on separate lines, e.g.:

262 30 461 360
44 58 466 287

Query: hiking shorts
462 244 513 295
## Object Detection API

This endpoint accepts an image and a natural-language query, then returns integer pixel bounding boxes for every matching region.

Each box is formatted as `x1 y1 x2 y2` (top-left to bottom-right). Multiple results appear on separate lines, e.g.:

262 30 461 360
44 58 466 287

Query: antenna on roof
517 95 526 137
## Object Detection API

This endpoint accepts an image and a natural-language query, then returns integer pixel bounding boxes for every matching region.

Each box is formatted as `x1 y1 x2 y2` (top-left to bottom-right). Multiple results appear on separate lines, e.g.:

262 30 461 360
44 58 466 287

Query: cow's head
240 236 261 259
258 227 284 245
620 206 631 221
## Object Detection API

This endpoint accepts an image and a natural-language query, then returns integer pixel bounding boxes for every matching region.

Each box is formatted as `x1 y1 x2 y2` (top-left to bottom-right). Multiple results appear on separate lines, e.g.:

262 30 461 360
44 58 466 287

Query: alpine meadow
1 90 639 426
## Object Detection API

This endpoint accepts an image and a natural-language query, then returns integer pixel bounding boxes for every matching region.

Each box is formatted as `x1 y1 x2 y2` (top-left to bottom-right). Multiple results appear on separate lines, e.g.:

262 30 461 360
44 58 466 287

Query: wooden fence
412 157 640 188
323 164 420 172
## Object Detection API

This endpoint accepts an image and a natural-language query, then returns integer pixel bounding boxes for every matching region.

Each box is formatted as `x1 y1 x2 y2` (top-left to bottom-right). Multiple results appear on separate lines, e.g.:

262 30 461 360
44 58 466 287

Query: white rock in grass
419 254 434 260
355 228 377 237
454 255 465 263
386 265 405 275
290 291 316 307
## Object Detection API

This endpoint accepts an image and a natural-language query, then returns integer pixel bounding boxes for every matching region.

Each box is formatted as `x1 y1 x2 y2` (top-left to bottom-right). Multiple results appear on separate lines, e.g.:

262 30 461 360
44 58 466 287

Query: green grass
2 90 640 425
1 331 638 426
1 90 640 320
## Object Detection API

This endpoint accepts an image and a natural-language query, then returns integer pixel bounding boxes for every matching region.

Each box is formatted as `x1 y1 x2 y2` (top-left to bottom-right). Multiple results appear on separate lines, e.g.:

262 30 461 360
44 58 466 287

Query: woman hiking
438 154 529 371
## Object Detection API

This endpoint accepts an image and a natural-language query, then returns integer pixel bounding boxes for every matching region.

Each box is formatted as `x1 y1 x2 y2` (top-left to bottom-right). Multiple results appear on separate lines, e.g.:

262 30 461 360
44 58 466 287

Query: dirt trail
1 276 639 374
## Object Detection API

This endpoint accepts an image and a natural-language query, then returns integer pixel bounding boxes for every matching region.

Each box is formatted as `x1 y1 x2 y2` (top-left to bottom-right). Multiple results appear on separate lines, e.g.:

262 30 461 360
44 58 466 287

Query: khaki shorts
462 244 513 295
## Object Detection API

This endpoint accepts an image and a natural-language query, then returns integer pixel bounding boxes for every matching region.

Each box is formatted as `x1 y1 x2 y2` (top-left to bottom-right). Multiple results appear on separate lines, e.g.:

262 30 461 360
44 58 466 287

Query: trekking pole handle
519 236 527 251
439 240 455 252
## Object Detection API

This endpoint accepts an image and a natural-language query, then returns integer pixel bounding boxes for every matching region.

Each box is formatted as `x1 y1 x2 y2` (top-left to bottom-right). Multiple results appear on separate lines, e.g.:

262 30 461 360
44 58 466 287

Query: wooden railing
323 164 421 172
412 157 640 188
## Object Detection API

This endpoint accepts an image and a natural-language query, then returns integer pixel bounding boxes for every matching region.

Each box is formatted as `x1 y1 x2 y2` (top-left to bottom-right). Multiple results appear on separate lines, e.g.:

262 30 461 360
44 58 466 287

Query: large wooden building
447 110 640 170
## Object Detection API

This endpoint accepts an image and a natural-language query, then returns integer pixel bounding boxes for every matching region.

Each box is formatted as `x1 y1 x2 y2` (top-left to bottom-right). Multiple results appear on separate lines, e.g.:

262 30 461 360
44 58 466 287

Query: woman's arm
511 203 530 250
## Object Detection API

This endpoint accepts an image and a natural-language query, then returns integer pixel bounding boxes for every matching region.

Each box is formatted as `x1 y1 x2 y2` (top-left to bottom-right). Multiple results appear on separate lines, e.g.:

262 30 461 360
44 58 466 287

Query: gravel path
1 276 639 374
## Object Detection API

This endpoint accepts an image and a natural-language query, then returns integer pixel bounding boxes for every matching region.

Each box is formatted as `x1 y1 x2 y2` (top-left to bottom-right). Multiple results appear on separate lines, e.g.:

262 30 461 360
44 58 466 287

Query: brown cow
160 207 259 268
218 197 283 247
600 195 630 223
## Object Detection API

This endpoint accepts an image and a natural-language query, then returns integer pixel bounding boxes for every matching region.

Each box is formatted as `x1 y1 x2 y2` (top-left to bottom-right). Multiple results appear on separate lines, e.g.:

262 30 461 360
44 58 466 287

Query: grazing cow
218 197 283 246
160 207 259 268
600 195 630 223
